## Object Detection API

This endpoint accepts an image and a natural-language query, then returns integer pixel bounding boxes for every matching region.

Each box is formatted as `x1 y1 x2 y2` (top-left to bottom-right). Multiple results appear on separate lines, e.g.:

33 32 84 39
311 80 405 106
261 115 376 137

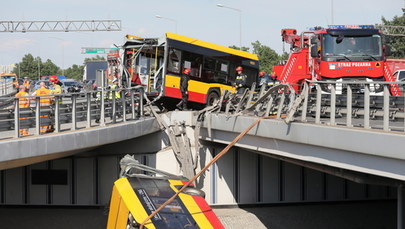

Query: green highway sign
81 47 118 54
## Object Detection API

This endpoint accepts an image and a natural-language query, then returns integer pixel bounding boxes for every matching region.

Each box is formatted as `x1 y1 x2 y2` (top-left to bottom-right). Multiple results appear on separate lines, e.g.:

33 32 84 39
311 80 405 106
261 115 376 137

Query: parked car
60 79 83 93
394 70 405 81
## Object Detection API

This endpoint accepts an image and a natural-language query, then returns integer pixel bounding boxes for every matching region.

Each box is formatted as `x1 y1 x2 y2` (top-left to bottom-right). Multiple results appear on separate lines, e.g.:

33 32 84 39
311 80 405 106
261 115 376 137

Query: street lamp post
331 0 334 24
217 4 242 49
155 15 178 33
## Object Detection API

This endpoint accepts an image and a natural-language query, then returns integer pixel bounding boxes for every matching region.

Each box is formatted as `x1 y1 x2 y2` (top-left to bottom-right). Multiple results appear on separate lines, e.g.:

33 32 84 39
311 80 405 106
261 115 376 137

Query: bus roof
0 73 17 78
166 32 259 61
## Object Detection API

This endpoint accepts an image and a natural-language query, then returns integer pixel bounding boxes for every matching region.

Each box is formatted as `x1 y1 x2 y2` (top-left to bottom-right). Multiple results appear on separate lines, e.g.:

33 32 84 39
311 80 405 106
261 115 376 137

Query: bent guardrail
209 80 405 133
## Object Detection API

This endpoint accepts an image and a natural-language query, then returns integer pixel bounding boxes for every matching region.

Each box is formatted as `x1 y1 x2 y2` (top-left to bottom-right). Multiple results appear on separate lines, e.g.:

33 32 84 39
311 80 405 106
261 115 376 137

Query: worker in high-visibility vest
49 75 62 95
15 85 30 136
49 75 63 106
32 81 52 133
109 78 122 99
23 77 31 92
12 78 19 91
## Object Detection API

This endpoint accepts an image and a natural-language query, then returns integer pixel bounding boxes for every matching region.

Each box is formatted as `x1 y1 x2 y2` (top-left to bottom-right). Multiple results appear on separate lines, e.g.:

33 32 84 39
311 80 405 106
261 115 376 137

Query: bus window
203 57 216 82
167 48 181 74
182 51 202 78
215 60 229 84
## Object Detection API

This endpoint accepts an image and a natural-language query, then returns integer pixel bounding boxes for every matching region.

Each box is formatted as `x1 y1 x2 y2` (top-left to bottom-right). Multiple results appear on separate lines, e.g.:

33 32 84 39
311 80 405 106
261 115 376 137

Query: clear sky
0 0 403 73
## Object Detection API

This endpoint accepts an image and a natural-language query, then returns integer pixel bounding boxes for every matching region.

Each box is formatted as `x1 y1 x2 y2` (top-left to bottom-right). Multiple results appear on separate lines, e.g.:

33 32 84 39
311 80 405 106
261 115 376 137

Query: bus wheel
206 91 219 106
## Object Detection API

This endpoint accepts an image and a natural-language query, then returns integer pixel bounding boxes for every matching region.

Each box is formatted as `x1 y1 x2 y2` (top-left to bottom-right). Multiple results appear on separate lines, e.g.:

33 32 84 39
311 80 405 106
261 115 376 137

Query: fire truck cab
276 25 398 95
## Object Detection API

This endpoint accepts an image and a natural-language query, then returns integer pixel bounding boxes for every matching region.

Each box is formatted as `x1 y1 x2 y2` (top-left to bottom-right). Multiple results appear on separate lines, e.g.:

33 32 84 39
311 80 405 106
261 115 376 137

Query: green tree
84 55 106 63
228 45 250 52
251 41 280 73
64 64 84 81
13 54 41 79
12 54 61 79
41 59 60 76
381 11 405 58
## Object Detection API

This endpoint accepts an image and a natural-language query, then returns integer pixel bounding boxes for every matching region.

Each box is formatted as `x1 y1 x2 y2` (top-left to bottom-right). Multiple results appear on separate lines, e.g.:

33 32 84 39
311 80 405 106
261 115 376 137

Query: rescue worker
109 78 122 100
32 81 52 133
15 85 30 136
268 72 280 87
234 66 248 94
110 78 123 120
176 68 190 110
12 78 19 91
48 75 62 132
23 77 31 92
267 72 280 115
258 71 271 88
49 75 62 95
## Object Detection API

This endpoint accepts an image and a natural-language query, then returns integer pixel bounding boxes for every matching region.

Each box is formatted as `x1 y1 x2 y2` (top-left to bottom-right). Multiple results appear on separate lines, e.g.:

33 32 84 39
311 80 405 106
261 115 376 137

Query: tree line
12 55 105 81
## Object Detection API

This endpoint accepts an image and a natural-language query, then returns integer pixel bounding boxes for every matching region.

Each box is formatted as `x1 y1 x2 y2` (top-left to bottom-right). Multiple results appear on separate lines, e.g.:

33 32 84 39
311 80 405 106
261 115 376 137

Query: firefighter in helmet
258 71 270 88
234 66 248 94
268 72 280 87
49 75 62 95
176 68 190 110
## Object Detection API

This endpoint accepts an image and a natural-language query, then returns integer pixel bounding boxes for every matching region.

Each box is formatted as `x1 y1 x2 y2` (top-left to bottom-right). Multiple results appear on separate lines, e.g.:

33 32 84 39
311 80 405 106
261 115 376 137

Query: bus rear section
121 33 259 109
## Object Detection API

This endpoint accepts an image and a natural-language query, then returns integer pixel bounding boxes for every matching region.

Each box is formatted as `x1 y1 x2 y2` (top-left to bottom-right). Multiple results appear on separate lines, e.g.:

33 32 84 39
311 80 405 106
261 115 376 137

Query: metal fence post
346 84 352 127
86 92 92 128
364 85 370 129
276 93 285 119
54 96 60 133
112 91 116 123
330 84 336 126
14 98 20 138
71 95 77 131
131 88 136 119
315 84 322 124
35 98 40 135
122 90 126 122
301 82 309 122
139 87 144 117
383 85 390 131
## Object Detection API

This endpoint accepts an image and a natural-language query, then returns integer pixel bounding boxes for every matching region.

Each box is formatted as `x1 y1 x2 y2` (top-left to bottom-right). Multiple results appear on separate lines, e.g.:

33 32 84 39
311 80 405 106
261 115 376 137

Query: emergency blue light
328 25 375 29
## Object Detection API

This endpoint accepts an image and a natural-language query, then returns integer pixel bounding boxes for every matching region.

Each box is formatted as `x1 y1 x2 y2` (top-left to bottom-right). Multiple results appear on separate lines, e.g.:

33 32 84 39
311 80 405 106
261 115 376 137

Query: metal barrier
288 81 405 132
2 80 404 139
0 79 16 97
209 80 405 133
0 86 145 140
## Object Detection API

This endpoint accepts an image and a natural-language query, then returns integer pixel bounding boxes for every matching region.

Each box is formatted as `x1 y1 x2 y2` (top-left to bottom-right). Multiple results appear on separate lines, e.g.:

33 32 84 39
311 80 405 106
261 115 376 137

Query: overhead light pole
331 0 334 25
155 15 178 33
217 4 242 49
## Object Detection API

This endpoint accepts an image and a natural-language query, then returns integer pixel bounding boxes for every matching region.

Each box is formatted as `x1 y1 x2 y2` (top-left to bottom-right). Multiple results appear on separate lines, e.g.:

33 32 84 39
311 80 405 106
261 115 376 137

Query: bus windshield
322 34 382 58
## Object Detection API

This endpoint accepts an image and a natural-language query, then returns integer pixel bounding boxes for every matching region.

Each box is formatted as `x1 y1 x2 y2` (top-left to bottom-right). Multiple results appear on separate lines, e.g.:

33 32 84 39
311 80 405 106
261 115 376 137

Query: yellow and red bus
121 33 259 108
107 176 223 229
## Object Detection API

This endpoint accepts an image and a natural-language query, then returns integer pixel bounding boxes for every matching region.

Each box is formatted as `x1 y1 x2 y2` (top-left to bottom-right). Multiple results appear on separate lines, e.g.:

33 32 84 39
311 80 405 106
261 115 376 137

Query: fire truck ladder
377 25 405 37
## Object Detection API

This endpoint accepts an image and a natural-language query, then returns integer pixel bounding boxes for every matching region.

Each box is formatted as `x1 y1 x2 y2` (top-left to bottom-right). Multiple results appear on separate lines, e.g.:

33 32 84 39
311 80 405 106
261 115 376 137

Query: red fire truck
273 25 400 96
